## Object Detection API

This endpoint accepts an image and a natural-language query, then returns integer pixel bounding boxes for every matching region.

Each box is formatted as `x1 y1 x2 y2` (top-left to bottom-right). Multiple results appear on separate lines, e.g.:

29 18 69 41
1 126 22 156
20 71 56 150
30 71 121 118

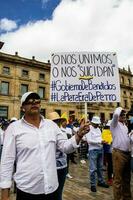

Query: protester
60 118 73 179
72 120 79 135
84 116 109 192
129 130 133 173
48 111 67 200
102 120 113 185
0 126 3 160
0 119 9 160
78 118 88 164
110 107 131 200
0 91 89 200
67 115 77 165
127 115 133 133
1 119 9 131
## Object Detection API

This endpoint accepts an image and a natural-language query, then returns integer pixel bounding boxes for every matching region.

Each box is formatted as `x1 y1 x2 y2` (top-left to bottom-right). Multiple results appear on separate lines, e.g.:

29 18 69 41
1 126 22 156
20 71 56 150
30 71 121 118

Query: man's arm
0 124 16 199
1 188 10 200
111 107 123 128
57 122 90 154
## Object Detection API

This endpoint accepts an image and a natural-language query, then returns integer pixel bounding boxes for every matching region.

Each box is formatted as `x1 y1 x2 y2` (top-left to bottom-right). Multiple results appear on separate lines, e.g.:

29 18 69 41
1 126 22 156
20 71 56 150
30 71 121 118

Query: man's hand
1 188 10 200
78 122 90 137
75 122 90 143
129 130 133 136
102 140 108 144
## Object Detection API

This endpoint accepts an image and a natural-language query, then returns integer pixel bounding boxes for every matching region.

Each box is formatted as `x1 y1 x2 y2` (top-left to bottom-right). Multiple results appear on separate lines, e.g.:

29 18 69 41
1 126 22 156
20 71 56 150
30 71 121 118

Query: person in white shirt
110 107 131 200
0 91 89 200
48 111 68 200
84 116 109 192
0 127 4 160
129 131 133 172
60 118 73 179
0 120 9 160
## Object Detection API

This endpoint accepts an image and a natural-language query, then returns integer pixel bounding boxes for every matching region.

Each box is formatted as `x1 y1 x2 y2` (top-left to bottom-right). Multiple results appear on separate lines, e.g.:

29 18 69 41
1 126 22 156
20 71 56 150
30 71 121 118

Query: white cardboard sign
50 52 120 102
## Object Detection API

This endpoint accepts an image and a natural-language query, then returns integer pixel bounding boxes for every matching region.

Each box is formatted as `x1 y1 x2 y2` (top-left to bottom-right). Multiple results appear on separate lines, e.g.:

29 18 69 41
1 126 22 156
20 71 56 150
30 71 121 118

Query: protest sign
50 52 120 102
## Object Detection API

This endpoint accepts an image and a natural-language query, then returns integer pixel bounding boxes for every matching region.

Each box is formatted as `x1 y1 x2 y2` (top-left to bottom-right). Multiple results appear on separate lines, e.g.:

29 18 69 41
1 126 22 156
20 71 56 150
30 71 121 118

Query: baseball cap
21 91 40 106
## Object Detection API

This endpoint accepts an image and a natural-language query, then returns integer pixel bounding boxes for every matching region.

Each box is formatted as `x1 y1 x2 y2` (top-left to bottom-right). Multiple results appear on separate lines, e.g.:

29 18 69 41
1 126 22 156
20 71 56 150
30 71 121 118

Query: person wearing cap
110 107 131 200
102 120 113 185
0 91 90 200
47 111 68 200
83 116 109 192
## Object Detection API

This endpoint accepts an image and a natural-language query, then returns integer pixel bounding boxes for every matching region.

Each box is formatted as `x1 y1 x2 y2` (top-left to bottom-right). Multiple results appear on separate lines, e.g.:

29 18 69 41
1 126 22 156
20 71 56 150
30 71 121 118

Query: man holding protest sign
0 91 90 200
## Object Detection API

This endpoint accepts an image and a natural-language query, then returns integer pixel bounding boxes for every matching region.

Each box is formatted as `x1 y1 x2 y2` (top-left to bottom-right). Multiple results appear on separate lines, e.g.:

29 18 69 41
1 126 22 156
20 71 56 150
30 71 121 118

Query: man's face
119 113 126 123
61 119 67 128
92 123 99 128
53 119 61 127
22 98 41 116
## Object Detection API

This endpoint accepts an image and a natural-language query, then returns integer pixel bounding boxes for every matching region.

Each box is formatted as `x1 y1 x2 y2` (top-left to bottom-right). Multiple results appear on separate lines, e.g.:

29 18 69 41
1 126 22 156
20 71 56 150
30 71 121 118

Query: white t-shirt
84 125 102 150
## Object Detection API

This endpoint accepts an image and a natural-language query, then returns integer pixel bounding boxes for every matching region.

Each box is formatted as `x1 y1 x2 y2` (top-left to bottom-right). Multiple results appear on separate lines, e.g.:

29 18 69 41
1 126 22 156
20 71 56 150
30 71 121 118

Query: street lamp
0 41 4 49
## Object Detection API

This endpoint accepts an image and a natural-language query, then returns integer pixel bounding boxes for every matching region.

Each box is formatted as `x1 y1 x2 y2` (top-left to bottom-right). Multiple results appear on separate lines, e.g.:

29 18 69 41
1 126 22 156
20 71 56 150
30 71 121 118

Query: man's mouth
31 106 39 110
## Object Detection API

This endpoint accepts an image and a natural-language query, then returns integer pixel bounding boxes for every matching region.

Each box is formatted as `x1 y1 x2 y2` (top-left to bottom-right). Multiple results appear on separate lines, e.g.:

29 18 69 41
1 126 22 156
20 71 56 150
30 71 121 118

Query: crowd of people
0 91 133 200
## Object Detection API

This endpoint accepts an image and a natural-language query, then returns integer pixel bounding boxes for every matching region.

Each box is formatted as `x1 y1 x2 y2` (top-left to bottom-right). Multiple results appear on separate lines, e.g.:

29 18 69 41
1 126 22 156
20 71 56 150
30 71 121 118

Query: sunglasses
24 99 41 105
53 119 61 123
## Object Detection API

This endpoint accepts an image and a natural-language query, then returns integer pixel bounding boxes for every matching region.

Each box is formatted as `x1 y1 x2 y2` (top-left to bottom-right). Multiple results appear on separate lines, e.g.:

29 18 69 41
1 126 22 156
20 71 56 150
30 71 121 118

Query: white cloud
1 0 133 70
0 18 17 31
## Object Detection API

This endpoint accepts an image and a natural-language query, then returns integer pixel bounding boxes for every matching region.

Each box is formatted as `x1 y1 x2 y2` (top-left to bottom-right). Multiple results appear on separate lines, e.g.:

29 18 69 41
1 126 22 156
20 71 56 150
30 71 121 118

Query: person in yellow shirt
102 120 113 185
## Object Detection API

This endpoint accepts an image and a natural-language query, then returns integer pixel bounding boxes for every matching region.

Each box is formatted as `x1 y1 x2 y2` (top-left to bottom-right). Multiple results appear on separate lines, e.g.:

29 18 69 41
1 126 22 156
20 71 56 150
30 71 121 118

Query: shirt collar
21 115 45 128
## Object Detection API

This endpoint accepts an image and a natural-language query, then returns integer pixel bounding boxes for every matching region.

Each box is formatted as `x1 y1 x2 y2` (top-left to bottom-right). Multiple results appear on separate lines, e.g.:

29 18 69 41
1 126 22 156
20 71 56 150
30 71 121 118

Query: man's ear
21 106 25 112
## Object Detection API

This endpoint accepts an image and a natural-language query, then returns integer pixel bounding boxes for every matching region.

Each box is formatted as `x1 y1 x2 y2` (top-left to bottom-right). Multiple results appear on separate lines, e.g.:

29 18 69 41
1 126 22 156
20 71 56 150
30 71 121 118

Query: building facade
0 52 77 120
0 51 133 121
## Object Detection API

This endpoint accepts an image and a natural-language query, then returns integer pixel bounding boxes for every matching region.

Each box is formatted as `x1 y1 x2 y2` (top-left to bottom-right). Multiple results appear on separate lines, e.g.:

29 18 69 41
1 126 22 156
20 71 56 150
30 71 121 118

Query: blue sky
0 0 133 70
0 0 60 31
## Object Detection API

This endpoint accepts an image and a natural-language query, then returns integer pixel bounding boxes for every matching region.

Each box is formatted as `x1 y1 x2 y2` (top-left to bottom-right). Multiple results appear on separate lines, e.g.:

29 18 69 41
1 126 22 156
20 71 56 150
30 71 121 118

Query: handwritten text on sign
50 52 120 102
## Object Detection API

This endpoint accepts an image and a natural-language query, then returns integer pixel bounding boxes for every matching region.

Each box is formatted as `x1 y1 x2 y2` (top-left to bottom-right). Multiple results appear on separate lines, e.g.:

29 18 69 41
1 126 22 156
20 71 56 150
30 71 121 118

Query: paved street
2 160 133 200
63 161 133 200
63 161 114 200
